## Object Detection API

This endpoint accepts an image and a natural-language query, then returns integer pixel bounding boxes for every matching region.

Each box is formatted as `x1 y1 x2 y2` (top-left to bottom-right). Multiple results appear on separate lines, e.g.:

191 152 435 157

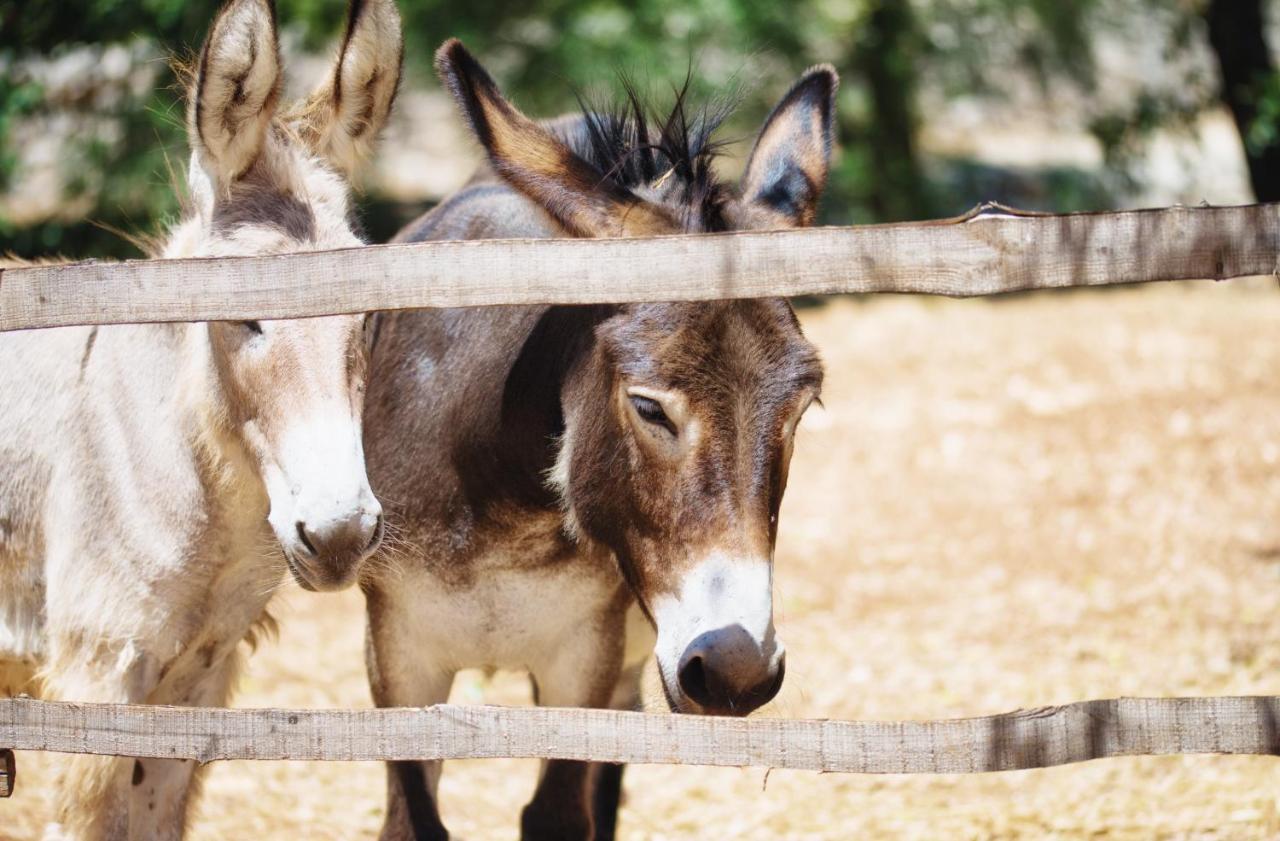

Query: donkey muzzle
676 626 786 716
288 504 384 590
651 551 782 715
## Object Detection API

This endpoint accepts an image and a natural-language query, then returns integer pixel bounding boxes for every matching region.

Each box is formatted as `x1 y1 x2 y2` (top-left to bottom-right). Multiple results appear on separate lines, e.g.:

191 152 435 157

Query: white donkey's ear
300 0 404 176
191 0 282 186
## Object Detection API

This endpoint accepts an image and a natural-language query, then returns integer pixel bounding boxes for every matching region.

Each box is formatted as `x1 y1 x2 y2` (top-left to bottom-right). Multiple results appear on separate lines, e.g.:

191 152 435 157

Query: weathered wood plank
2 697 1278 772
1 203 1276 332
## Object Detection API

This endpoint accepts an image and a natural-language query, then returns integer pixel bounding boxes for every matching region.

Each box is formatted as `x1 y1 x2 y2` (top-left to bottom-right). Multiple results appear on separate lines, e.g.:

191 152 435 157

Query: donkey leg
590 659 645 841
522 758 594 841
44 753 129 841
366 602 455 841
590 763 625 841
379 677 454 841
125 757 197 841
41 640 161 841
522 629 623 841
381 755 450 841
127 649 242 840
591 603 653 841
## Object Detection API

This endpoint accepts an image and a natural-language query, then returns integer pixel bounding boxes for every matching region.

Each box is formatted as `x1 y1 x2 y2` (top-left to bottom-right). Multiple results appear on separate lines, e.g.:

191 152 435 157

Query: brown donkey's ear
434 39 676 237
191 0 282 186
740 66 838 227
299 0 404 176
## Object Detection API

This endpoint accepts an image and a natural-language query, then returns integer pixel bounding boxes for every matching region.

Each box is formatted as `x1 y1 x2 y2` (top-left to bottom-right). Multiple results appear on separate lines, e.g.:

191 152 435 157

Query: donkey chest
403 555 624 671
144 543 281 703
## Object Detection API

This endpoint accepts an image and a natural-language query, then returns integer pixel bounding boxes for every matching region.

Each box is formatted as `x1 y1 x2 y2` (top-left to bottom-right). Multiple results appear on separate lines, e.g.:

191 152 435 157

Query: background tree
0 0 1272 259
1204 0 1280 201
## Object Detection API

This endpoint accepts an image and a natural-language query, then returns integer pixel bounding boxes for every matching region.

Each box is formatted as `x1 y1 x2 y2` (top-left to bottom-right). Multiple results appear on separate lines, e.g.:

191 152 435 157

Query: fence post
0 748 13 797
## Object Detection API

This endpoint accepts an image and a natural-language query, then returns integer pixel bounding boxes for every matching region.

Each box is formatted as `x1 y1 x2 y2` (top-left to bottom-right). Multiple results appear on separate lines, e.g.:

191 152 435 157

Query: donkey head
437 42 834 715
172 0 402 590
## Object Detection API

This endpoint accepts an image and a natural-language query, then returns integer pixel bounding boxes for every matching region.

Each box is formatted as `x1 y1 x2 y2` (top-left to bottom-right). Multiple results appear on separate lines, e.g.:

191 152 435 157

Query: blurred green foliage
0 0 1275 259
1248 73 1280 154
0 76 41 192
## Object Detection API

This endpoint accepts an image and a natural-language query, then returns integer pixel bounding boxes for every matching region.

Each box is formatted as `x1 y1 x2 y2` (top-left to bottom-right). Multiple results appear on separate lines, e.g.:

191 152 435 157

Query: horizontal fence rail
1 203 1277 331
3 696 1280 773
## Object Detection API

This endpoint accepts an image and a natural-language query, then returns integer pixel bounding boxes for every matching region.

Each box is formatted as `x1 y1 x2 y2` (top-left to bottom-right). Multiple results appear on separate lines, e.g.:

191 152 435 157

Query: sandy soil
5 281 1280 840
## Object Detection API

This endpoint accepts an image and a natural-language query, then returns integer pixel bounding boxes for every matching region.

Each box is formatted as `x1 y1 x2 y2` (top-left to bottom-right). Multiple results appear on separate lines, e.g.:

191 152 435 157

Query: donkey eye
239 320 263 334
629 395 676 435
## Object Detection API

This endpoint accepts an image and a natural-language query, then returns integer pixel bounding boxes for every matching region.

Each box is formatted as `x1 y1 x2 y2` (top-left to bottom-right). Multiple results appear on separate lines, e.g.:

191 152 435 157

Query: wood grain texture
3 697 1279 772
1 203 1276 331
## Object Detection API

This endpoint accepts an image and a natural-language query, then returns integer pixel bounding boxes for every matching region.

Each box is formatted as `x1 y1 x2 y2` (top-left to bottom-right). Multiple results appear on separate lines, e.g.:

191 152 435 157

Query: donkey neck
367 305 610 547
92 321 267 529
477 305 608 509
178 324 268 523
374 179 611 551
145 220 270 524
452 305 609 513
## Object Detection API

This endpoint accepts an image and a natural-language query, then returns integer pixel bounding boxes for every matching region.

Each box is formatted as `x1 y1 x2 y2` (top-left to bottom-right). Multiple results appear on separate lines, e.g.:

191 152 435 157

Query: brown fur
362 43 837 841
433 40 678 237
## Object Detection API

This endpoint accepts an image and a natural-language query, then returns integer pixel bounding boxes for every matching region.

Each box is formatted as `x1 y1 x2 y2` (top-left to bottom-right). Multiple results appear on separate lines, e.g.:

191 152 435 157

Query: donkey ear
300 0 403 176
740 66 838 227
434 39 675 238
191 0 282 186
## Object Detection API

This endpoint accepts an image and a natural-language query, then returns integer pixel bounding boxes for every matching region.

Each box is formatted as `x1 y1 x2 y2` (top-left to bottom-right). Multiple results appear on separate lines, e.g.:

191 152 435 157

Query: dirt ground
6 282 1280 840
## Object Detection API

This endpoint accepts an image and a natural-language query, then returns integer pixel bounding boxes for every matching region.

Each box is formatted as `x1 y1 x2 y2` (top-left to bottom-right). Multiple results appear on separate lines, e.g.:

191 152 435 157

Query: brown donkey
363 41 835 841
0 0 402 836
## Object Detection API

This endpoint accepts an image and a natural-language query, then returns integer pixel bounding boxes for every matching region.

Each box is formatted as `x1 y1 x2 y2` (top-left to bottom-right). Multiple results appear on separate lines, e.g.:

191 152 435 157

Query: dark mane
563 76 737 231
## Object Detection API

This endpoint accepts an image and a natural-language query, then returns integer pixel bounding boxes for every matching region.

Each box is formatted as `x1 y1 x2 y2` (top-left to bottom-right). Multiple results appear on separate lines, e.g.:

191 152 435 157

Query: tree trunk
855 0 931 221
1204 0 1280 202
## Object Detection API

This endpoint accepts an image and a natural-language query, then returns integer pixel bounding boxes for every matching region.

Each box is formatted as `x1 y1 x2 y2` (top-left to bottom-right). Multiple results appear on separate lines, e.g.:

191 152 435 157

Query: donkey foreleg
522 624 625 841
126 650 242 841
43 753 128 841
521 759 596 841
40 638 161 841
589 763 626 841
380 758 451 841
591 603 653 841
123 757 199 841
589 657 646 841
366 603 455 841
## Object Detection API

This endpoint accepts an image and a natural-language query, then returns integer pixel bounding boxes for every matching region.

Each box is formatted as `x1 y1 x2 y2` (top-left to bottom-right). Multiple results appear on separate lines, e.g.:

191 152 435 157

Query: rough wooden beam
2 696 1279 772
1 203 1276 332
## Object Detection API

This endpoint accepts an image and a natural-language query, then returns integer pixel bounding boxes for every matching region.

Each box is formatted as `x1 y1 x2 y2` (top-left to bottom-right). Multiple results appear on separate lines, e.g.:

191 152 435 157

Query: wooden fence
3 696 1280 774
1 202 1276 331
1 202 1279 799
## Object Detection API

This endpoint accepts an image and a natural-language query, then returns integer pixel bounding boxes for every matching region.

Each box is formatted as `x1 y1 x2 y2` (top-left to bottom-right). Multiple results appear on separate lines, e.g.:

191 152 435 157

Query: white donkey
0 0 402 836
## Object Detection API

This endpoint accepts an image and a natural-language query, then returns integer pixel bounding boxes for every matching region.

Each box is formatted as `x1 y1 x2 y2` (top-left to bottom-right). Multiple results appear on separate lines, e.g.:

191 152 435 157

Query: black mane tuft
565 73 738 231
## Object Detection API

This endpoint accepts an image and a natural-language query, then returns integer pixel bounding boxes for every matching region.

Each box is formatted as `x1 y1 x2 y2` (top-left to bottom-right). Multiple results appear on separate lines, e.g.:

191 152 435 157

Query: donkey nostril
295 521 318 557
364 514 385 553
678 655 714 708
750 656 786 709
677 649 784 715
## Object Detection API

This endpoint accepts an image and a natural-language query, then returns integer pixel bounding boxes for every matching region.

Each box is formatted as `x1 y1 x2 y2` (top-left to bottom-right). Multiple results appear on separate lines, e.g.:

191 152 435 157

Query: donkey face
563 301 822 715
177 0 402 590
437 42 834 714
